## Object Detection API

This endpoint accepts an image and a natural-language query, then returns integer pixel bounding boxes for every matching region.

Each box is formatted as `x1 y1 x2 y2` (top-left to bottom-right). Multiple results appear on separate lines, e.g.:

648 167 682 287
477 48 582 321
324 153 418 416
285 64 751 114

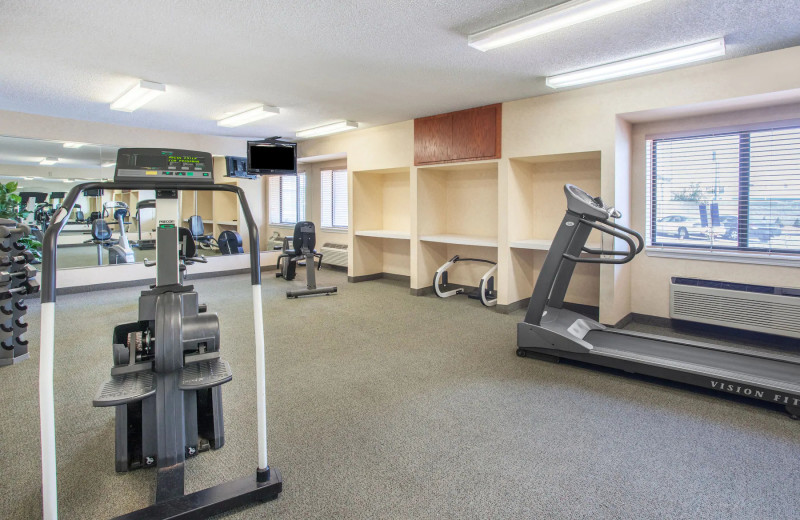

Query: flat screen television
83 188 105 197
246 140 297 175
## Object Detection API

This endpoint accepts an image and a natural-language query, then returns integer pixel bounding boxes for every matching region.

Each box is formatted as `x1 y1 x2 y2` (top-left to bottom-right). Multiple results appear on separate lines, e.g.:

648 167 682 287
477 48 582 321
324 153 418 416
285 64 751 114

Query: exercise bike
276 221 337 298
103 201 136 264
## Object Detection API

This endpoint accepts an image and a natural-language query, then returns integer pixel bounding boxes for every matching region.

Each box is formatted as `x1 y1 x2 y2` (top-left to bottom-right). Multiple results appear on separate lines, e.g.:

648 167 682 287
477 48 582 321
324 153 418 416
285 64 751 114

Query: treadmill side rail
518 322 594 353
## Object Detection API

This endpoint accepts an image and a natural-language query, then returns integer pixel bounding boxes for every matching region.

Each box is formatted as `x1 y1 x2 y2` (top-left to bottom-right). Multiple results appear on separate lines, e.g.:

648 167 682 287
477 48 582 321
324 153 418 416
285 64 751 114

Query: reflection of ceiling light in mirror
40 157 59 165
217 105 280 127
101 161 116 167
110 80 166 112
62 179 73 183
63 142 86 148
23 177 34 180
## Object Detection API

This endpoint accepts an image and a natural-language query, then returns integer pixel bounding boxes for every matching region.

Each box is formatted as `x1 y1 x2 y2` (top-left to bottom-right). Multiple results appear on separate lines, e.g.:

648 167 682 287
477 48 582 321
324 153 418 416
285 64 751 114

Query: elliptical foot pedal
93 372 156 407
179 358 233 391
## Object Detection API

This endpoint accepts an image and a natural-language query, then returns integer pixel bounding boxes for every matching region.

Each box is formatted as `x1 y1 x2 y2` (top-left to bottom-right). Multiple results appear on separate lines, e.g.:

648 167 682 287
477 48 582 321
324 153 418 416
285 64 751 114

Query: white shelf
510 239 601 251
355 229 410 240
419 234 497 247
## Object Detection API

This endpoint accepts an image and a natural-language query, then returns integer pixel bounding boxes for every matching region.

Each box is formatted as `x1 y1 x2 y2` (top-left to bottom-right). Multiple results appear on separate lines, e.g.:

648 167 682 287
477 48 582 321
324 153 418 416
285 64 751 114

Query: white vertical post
39 301 58 520
252 284 268 469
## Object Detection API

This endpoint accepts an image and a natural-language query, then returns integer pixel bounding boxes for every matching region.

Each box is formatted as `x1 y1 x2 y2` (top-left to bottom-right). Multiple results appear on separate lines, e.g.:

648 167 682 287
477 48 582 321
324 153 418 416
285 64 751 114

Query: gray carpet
1 270 799 519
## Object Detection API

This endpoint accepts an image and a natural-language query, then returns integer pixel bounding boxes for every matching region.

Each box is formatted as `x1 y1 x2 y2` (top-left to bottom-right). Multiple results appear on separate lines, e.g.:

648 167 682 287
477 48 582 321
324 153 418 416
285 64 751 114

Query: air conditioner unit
670 278 800 339
320 243 348 268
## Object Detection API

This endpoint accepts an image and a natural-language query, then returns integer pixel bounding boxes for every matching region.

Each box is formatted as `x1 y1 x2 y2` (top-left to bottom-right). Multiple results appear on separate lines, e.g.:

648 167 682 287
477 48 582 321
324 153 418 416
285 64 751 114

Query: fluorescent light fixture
110 80 166 112
40 157 59 165
296 121 359 139
22 177 34 180
62 142 86 148
469 0 652 51
62 179 73 183
546 38 726 88
217 105 280 127
101 161 116 167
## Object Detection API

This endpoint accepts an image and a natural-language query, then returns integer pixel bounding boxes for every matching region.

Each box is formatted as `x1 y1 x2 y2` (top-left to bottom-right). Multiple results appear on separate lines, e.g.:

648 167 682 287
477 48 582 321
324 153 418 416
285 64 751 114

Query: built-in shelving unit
506 151 602 308
352 167 411 279
355 230 410 240
416 160 498 287
420 234 497 247
336 148 608 313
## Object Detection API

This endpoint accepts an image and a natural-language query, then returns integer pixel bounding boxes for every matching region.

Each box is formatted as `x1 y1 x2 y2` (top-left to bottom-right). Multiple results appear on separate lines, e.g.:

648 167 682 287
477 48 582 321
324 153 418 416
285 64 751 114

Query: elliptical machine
103 201 136 264
38 148 283 519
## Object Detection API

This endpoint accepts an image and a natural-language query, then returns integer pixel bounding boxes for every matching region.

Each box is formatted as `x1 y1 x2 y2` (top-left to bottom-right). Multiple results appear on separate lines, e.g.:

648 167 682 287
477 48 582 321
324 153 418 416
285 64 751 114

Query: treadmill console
564 184 615 221
114 148 214 184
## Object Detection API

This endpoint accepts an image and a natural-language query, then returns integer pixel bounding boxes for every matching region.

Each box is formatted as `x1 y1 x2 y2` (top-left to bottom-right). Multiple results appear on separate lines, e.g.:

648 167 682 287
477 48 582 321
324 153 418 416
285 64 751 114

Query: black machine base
518 344 800 419
287 286 338 298
113 468 282 519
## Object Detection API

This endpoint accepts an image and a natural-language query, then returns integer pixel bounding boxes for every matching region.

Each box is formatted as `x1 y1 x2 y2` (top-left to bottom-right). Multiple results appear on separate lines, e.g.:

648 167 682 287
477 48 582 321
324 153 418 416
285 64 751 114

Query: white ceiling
1 0 799 139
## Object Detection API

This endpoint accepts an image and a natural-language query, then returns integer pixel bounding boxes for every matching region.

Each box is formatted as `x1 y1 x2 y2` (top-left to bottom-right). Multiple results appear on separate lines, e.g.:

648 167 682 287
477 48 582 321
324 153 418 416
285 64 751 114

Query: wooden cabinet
414 104 501 165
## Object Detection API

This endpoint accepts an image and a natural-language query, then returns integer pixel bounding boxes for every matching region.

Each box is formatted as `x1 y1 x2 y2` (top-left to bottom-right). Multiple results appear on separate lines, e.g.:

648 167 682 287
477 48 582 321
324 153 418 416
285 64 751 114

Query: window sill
269 223 297 229
320 227 348 234
645 246 800 267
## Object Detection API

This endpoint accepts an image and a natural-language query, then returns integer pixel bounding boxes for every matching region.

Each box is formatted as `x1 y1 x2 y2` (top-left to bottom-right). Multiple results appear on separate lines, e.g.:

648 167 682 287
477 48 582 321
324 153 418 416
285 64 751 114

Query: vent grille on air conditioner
670 278 800 339
320 243 348 267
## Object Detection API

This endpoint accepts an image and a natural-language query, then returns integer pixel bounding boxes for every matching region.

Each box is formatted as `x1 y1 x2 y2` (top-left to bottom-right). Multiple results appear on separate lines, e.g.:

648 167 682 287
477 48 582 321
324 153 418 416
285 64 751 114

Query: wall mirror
0 135 250 270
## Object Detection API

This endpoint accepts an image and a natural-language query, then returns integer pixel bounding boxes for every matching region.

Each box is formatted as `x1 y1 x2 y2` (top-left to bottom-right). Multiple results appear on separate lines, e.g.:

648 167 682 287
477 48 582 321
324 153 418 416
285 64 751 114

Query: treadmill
517 184 800 418
134 199 157 250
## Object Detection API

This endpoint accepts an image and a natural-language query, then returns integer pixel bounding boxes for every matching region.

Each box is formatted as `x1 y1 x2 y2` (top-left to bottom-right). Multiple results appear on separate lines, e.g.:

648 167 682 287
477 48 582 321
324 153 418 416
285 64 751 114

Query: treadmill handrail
603 218 645 254
563 218 637 264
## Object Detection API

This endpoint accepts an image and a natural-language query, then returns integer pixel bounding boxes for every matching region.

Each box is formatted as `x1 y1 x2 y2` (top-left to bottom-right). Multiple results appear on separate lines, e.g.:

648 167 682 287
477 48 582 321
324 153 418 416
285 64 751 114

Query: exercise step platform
179 358 233 391
94 371 156 407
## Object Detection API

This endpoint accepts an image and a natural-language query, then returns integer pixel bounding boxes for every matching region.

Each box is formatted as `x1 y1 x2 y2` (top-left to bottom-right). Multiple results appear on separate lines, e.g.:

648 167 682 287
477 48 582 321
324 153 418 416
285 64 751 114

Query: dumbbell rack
0 219 40 366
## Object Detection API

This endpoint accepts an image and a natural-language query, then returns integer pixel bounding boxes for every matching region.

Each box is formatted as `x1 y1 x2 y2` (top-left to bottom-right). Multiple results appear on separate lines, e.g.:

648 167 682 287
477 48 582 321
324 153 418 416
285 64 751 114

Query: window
268 173 306 225
647 125 800 255
321 169 348 229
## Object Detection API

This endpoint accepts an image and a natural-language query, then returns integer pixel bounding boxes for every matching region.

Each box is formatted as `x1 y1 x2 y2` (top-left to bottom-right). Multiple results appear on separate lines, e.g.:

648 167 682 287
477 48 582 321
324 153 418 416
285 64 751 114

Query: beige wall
294 45 800 323
629 103 800 317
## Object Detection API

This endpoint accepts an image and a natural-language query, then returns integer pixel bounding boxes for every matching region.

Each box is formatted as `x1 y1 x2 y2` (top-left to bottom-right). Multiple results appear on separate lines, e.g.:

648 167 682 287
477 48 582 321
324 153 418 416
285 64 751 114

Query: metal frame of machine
516 184 800 418
433 255 497 307
38 148 283 519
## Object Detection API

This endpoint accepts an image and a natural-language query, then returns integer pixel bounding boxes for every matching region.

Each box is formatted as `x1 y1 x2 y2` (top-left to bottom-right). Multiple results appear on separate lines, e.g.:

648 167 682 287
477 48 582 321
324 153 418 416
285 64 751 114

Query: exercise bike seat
90 219 115 243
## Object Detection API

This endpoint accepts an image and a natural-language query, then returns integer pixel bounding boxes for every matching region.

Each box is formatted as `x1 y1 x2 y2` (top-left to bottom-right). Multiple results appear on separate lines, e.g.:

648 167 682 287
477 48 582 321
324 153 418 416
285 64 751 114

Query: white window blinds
268 173 306 225
646 125 800 254
321 169 348 228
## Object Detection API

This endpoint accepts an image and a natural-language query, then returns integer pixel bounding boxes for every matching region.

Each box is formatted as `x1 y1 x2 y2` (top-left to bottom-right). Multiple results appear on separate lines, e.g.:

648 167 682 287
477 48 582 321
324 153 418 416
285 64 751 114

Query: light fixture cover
217 105 280 127
546 38 726 88
40 157 59 165
469 0 652 51
296 121 359 139
62 142 86 149
110 80 166 112
101 161 116 167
